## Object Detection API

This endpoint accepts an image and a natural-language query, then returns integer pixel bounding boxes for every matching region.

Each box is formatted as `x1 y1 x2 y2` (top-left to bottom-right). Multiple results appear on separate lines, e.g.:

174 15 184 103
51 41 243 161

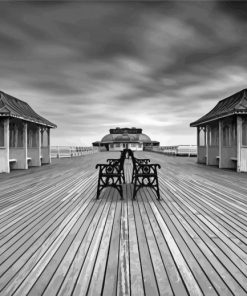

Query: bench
9 159 17 163
95 151 126 199
130 150 161 200
216 156 237 161
131 157 150 182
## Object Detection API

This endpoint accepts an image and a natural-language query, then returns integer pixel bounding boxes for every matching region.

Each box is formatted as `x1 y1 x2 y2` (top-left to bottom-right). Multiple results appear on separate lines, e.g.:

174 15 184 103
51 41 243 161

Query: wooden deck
1 152 247 296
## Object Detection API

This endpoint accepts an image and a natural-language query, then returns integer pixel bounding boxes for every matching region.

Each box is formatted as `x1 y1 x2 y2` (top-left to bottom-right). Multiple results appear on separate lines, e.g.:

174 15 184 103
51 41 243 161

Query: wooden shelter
190 89 247 172
0 91 56 173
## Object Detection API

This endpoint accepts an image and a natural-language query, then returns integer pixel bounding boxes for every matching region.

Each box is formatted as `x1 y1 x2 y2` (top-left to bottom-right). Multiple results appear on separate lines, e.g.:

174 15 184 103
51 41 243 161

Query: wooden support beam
206 125 209 165
218 120 222 169
237 116 242 172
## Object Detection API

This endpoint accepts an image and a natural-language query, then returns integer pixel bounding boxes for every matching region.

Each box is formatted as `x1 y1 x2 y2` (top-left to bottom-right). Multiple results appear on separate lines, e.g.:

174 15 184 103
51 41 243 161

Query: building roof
190 89 247 127
0 91 56 128
101 133 152 143
101 127 152 144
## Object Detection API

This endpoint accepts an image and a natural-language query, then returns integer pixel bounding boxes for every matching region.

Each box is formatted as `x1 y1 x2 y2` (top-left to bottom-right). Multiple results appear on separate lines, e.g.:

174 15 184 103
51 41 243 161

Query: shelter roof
190 89 247 127
0 91 56 128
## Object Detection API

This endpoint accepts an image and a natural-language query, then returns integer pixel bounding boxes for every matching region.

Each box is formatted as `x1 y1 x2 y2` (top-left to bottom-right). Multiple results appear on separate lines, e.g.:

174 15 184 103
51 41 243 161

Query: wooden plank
27 190 103 295
141 191 188 295
132 195 159 296
127 184 145 296
88 198 121 296
117 184 130 296
71 190 116 296
44 190 112 296
102 198 122 296
0 184 97 295
149 200 204 296
138 193 174 296
157 191 234 295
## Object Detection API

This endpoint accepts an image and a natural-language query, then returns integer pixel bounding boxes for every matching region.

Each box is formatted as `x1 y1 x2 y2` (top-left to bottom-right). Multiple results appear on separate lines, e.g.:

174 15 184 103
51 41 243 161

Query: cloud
0 1 246 146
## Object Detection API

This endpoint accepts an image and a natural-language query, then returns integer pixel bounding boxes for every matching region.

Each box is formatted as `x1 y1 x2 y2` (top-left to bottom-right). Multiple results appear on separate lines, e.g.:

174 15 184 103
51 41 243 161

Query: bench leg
155 177 160 200
132 176 160 200
96 175 123 199
96 174 102 199
133 181 138 200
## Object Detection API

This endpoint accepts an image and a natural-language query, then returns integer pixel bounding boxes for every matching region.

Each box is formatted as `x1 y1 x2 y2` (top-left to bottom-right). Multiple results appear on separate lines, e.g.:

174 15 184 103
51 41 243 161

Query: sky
0 1 247 146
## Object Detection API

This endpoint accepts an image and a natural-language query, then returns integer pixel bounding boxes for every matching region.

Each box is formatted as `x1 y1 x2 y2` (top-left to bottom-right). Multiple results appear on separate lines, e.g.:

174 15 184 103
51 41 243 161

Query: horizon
1 1 247 146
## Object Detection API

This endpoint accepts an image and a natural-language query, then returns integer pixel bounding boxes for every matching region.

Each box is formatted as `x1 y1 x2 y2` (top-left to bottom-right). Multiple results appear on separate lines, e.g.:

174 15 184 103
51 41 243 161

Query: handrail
50 146 99 158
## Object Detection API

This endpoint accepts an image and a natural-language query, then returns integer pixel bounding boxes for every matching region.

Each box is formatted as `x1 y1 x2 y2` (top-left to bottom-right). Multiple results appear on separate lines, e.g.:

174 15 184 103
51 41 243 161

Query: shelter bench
9 159 17 163
216 156 237 161
130 152 161 200
95 151 126 199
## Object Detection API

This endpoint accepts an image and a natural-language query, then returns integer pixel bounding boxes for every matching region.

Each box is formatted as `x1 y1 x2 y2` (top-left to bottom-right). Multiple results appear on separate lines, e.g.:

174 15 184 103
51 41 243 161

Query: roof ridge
235 91 247 110
0 91 29 105
218 88 247 103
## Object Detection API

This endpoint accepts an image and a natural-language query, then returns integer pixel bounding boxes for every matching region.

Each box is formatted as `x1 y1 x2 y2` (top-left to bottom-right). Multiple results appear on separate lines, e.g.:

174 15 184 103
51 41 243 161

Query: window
199 127 205 146
223 125 231 146
232 121 237 145
242 118 247 146
115 143 120 147
17 125 23 147
209 125 219 146
109 144 114 148
138 143 142 148
9 123 16 148
42 129 48 147
131 143 136 147
28 129 33 147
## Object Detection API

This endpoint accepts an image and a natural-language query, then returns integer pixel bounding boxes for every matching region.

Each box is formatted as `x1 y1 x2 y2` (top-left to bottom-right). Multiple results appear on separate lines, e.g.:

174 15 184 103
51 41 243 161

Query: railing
146 145 197 156
51 146 99 158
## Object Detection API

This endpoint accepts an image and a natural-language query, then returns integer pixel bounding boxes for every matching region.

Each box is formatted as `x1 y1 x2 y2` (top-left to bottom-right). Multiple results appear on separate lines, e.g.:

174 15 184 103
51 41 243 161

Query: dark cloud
217 1 247 20
0 1 247 146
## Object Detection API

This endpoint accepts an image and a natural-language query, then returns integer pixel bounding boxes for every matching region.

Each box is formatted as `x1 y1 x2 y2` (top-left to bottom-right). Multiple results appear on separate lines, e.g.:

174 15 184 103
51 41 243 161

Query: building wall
220 147 237 169
108 143 143 151
9 148 27 169
207 146 219 166
197 147 206 164
240 148 247 171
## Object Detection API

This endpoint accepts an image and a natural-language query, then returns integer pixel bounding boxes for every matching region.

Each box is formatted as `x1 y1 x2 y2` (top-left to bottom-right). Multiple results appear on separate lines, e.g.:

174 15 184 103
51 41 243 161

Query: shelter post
48 128 51 164
218 120 222 169
0 118 10 173
24 123 28 169
237 116 242 172
196 127 199 163
206 125 209 165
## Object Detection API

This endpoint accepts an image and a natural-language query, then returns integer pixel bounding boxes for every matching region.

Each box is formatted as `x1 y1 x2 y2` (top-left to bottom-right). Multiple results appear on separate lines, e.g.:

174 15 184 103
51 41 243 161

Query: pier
1 152 247 295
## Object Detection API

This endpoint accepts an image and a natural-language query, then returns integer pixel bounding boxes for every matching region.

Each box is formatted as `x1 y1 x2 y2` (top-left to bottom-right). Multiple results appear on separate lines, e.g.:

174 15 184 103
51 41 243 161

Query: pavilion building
0 91 56 173
93 127 159 151
190 89 247 172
